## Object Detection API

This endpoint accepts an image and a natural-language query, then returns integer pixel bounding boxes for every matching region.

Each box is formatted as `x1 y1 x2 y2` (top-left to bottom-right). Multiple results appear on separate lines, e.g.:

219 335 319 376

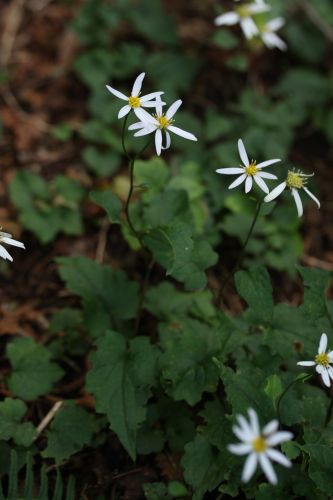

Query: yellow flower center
155 114 172 129
286 171 303 189
252 436 267 453
236 6 250 18
245 162 258 176
315 353 329 367
128 95 141 108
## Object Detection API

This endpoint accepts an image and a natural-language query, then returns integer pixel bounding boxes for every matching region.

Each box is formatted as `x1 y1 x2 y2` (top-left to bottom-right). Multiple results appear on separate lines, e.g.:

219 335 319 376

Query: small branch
95 217 109 264
299 0 333 43
35 401 63 438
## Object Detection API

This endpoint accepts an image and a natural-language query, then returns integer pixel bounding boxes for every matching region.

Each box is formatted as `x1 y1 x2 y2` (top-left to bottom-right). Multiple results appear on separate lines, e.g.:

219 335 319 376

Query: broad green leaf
86 331 159 459
57 256 139 324
159 319 221 405
264 374 283 407
143 190 190 228
90 189 122 222
134 157 170 201
6 338 63 401
298 266 332 320
302 444 333 495
182 435 225 500
42 402 95 464
0 398 36 447
235 266 274 324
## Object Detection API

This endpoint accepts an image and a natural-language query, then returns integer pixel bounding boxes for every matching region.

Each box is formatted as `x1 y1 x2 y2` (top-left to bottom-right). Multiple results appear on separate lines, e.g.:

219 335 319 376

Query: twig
95 217 109 264
299 0 333 43
35 401 63 438
301 254 333 272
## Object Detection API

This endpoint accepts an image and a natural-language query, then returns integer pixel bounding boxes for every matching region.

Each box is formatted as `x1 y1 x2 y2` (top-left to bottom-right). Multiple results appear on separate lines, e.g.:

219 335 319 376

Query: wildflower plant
3 0 333 497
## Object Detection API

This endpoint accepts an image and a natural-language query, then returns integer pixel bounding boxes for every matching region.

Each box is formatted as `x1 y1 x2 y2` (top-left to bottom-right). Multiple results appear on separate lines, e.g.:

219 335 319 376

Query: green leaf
235 266 274 324
57 256 139 324
302 444 333 495
86 331 159 460
182 435 225 500
298 266 332 320
6 338 63 401
143 190 190 228
0 398 36 447
134 157 170 201
159 319 221 405
264 374 283 407
42 402 95 464
90 189 122 223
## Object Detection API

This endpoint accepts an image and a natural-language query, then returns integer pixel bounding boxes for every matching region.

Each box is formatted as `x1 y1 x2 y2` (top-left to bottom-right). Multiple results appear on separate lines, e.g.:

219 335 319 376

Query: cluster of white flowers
215 0 287 50
0 231 25 263
106 73 197 156
216 138 320 218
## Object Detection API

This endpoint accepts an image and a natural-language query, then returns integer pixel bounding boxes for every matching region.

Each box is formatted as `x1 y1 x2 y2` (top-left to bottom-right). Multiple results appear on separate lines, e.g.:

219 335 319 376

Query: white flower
0 231 25 262
228 408 293 485
260 17 287 51
215 2 270 40
264 169 320 217
106 72 164 120
128 99 197 156
216 139 280 194
297 333 333 387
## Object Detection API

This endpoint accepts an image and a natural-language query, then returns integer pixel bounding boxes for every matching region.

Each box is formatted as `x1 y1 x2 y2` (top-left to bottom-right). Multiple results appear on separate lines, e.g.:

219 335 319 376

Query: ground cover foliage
1 0 333 497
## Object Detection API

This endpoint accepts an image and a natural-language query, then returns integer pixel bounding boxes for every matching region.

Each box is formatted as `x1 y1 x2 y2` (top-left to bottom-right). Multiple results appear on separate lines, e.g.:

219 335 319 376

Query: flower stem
276 373 312 423
217 200 263 307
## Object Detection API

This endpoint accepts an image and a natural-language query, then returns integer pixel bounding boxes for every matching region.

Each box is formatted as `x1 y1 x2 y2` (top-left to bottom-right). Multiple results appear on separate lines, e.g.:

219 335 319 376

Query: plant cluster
1 0 333 498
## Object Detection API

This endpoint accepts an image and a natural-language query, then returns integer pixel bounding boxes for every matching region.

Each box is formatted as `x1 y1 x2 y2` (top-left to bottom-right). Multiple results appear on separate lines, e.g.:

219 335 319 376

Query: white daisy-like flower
0 231 25 262
260 17 287 51
214 2 270 40
297 333 333 387
228 408 293 485
264 168 320 217
106 72 164 120
216 139 280 194
128 99 197 156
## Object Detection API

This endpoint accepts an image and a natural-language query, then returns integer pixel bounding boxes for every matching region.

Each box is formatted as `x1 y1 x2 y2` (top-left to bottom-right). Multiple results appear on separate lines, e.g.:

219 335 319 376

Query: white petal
105 85 127 101
236 415 255 440
132 72 145 96
134 107 156 124
319 333 328 354
166 100 182 119
316 364 324 374
262 420 279 436
1 237 25 249
155 99 164 116
228 174 247 190
254 175 269 193
266 17 285 31
140 91 164 103
321 369 331 387
162 131 171 150
240 17 258 39
263 32 287 51
248 409 260 436
266 431 293 447
248 3 271 14
257 172 277 180
328 366 333 381
128 122 146 131
0 245 13 261
168 125 197 141
256 159 281 169
264 181 287 202
142 100 166 108
134 127 155 137
266 449 292 468
258 454 277 485
238 138 249 167
232 425 249 442
303 187 320 209
155 129 162 156
327 350 333 361
216 167 245 175
242 453 258 483
297 361 316 366
118 105 131 119
228 443 252 455
214 12 239 26
245 176 253 193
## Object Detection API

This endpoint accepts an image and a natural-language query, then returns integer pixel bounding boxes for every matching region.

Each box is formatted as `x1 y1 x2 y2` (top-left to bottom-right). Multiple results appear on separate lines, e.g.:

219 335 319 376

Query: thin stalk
217 200 262 307
276 373 312 423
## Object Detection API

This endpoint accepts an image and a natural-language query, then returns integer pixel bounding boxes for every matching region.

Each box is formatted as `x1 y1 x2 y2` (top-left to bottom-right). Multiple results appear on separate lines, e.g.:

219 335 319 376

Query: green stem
276 373 312 423
217 200 263 307
121 113 130 159
324 396 333 427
